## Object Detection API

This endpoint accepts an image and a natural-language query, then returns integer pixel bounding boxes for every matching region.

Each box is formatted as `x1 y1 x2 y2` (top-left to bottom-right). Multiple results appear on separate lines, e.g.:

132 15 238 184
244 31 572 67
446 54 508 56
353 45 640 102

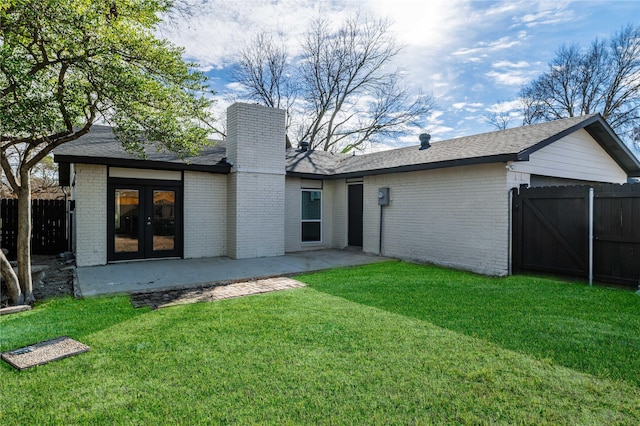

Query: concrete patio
75 249 391 297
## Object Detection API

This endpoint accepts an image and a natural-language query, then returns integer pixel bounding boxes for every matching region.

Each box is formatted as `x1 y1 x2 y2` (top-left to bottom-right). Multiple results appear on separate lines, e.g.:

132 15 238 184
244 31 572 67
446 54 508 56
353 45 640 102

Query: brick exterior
73 164 107 267
226 103 285 173
66 104 518 276
226 103 286 258
183 171 227 258
330 180 347 248
362 163 510 276
284 177 302 251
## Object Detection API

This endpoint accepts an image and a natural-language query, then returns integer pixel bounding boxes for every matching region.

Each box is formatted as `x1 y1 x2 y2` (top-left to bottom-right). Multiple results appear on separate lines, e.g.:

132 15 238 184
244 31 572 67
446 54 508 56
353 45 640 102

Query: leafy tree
0 0 214 304
520 25 640 144
233 14 434 152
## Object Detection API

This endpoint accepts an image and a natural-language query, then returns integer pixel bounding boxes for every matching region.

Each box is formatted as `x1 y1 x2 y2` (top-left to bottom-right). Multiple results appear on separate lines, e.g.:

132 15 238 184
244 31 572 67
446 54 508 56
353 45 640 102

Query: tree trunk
16 171 34 303
1 250 24 305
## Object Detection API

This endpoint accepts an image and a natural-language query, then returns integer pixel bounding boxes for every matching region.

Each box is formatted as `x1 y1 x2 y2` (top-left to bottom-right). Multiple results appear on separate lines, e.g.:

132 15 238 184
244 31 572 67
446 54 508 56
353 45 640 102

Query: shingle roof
54 125 230 173
54 114 640 177
287 114 640 178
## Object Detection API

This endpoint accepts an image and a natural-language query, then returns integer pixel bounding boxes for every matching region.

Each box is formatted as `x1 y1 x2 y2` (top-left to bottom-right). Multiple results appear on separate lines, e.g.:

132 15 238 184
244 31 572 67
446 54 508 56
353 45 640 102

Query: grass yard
1 261 639 424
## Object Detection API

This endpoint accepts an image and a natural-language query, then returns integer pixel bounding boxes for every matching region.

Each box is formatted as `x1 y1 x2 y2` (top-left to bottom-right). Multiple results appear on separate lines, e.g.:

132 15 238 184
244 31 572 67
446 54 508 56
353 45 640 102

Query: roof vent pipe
419 133 431 150
299 141 309 152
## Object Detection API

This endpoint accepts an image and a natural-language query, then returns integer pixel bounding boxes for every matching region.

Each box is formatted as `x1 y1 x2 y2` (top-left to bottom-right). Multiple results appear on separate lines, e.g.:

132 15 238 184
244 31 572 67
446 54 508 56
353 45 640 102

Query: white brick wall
330 180 347 249
226 103 285 173
183 171 227 258
73 164 107 266
228 172 285 258
361 163 510 276
284 177 302 251
226 103 286 258
227 174 238 256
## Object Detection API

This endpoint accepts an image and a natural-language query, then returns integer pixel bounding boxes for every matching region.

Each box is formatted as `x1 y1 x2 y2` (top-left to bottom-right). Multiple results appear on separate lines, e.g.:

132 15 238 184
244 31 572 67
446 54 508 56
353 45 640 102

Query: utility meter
378 187 390 206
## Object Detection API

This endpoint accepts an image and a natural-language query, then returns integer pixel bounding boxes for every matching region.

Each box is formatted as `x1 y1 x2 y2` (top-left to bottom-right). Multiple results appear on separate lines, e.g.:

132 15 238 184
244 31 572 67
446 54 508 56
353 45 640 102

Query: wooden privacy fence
0 199 68 259
512 183 640 289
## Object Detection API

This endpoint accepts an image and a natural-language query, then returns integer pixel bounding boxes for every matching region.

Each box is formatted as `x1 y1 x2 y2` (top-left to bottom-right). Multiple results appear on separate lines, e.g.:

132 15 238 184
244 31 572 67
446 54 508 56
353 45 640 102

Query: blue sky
160 0 640 149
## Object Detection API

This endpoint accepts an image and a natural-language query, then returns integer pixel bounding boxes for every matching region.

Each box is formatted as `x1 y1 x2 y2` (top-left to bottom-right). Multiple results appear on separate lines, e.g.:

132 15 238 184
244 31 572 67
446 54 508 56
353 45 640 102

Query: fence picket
0 199 67 259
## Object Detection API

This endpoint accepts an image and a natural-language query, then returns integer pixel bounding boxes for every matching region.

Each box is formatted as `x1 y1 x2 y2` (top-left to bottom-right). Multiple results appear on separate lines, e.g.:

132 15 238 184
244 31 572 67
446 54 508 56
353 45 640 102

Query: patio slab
75 249 391 297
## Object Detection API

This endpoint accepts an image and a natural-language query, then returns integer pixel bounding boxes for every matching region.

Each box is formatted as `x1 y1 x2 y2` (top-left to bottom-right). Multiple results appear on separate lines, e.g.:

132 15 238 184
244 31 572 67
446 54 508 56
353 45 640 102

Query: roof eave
583 118 640 177
517 114 640 177
53 154 232 174
287 154 519 179
517 114 602 159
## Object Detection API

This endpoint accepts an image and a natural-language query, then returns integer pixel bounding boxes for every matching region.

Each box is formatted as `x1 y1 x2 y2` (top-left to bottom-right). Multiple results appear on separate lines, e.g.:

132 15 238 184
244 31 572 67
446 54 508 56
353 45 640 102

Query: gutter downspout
379 204 383 255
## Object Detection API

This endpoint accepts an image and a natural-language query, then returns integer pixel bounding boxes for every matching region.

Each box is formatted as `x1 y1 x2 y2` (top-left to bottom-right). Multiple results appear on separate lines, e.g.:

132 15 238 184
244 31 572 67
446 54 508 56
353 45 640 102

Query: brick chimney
226 103 286 258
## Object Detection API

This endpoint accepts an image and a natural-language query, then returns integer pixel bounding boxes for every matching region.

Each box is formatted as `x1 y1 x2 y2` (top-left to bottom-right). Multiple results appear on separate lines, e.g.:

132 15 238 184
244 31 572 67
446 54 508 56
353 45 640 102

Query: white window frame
301 189 322 243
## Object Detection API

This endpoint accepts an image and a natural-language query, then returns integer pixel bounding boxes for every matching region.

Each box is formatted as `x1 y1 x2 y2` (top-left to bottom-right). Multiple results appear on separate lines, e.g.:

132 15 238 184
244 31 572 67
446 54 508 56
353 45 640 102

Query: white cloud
365 0 472 48
427 110 444 122
515 4 575 28
428 125 456 140
492 60 531 68
485 70 530 86
486 100 522 113
452 102 484 111
158 0 345 69
484 1 521 16
452 36 522 57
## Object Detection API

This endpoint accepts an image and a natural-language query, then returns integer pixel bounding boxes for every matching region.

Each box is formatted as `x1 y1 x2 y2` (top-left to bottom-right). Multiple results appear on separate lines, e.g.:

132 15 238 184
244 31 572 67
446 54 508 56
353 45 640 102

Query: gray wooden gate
512 183 640 288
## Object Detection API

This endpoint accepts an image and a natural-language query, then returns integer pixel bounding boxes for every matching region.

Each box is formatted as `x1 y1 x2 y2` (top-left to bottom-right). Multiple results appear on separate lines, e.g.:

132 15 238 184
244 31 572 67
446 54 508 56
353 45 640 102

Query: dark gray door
348 184 363 247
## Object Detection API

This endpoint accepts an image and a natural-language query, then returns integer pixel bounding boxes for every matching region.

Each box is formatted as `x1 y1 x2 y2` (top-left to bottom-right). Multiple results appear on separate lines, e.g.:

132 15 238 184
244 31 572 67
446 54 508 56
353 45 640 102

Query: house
54 103 640 276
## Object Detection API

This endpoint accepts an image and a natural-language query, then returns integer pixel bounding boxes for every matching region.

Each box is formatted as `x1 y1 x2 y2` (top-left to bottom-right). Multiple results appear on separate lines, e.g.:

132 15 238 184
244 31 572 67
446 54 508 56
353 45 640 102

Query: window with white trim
301 190 322 242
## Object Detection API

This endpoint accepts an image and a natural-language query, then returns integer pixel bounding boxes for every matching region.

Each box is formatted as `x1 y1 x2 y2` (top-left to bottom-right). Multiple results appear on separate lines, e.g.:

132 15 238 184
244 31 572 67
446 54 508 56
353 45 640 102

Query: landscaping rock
0 305 32 315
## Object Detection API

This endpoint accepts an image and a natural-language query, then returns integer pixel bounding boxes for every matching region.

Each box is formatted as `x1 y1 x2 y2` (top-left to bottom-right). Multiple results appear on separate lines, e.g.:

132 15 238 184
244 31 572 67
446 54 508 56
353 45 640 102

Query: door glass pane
153 190 175 251
114 189 139 253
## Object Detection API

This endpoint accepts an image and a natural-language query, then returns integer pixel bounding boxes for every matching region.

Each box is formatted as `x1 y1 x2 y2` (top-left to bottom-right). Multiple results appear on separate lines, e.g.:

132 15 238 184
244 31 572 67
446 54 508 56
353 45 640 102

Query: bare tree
633 126 640 152
521 25 640 143
233 33 296 111
232 32 297 147
484 101 515 131
232 14 434 152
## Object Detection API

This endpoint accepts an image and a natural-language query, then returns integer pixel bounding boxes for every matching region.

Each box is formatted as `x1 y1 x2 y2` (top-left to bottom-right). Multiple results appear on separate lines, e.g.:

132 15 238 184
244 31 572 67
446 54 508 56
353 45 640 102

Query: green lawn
1 261 639 424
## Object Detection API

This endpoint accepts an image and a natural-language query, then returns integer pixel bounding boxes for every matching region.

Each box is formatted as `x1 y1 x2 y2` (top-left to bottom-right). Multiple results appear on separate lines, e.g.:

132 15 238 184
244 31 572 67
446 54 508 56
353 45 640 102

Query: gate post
588 187 594 286
508 187 515 275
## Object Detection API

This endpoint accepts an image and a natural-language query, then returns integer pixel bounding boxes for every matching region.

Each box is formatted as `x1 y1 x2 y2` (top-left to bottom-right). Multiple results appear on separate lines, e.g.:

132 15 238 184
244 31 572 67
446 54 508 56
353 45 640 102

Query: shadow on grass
298 261 640 387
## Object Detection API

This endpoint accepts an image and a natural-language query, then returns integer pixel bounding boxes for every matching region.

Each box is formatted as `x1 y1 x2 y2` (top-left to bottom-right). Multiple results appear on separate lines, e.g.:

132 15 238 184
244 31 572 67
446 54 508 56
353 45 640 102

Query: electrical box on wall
377 187 390 205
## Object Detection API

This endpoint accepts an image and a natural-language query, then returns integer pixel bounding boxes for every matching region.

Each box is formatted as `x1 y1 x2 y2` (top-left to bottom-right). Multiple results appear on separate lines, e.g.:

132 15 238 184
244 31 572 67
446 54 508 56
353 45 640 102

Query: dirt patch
131 284 222 310
131 277 306 310
0 254 75 308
